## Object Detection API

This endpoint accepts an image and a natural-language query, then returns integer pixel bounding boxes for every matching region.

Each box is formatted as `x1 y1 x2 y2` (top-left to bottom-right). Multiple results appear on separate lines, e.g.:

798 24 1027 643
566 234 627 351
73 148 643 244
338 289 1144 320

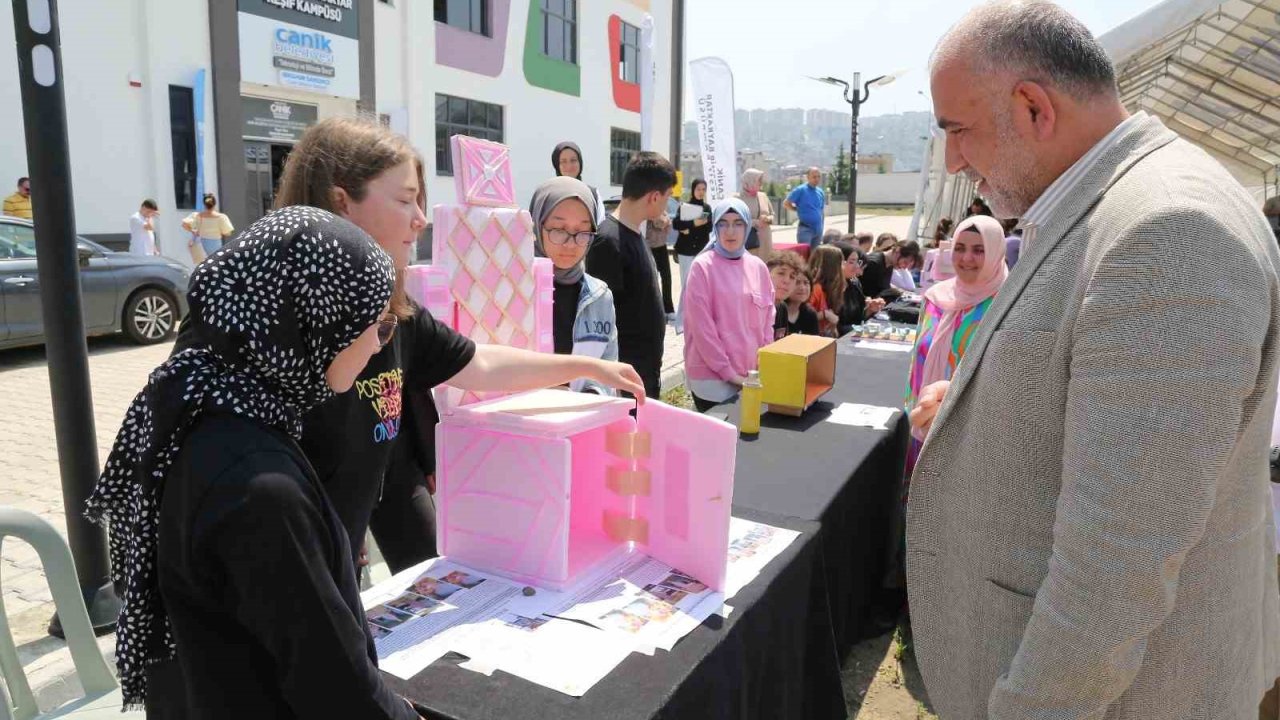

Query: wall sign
238 0 359 99
238 0 358 38
242 96 319 142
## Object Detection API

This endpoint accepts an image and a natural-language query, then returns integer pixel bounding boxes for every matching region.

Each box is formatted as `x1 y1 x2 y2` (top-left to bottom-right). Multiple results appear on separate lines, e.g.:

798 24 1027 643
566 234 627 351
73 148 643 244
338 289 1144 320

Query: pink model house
436 390 737 592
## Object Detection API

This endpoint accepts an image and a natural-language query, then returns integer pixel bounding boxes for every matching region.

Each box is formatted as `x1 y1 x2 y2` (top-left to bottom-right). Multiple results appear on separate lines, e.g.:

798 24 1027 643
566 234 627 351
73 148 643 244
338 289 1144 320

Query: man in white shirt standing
129 199 159 256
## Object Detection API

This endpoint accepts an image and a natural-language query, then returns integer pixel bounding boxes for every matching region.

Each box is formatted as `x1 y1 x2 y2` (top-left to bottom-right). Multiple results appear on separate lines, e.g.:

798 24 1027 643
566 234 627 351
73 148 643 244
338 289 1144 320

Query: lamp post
810 72 899 233
12 0 120 636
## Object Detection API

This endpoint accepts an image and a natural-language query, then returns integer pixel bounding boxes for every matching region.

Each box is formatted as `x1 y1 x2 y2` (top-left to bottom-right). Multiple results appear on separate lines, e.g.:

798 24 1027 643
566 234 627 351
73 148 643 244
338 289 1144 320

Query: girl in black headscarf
552 141 606 223
672 178 712 333
86 206 420 719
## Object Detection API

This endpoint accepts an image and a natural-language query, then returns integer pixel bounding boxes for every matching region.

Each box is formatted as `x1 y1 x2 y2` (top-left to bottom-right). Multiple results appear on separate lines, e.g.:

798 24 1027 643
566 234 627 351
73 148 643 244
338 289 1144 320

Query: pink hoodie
682 251 776 383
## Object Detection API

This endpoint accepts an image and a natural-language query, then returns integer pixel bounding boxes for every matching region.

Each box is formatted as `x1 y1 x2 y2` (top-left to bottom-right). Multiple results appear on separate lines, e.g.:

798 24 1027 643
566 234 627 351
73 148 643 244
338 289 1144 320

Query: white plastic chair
0 508 138 718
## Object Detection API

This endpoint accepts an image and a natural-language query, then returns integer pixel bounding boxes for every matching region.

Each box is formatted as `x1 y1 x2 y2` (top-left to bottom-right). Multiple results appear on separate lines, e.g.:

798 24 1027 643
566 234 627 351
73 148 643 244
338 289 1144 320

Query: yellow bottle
740 370 763 435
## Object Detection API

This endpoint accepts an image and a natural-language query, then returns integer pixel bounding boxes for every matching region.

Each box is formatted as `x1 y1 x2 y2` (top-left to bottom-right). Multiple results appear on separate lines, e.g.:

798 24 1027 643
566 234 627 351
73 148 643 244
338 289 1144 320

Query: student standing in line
681 198 775 412
672 178 712 333
587 151 677 398
530 176 620 395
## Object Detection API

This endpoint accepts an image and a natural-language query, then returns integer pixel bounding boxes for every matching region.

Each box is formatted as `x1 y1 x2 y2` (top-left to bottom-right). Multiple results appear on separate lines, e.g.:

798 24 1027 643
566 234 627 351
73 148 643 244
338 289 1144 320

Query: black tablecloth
387 507 844 720
715 339 913 655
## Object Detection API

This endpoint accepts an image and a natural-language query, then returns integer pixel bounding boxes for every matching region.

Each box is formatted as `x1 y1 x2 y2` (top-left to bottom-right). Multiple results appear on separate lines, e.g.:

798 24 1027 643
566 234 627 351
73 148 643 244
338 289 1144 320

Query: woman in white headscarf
734 168 774 258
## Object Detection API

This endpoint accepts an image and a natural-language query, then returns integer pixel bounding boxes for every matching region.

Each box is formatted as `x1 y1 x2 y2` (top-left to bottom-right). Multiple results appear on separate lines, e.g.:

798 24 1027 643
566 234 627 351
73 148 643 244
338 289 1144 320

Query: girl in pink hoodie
682 198 776 412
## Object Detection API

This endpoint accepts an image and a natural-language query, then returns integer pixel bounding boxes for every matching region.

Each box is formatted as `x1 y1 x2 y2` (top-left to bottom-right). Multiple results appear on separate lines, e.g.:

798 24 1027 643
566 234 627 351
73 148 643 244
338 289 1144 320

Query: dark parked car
0 216 189 350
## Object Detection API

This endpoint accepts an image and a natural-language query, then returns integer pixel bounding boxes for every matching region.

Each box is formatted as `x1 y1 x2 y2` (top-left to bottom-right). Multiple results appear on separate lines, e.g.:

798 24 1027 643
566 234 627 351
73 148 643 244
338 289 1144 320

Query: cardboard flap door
635 402 736 591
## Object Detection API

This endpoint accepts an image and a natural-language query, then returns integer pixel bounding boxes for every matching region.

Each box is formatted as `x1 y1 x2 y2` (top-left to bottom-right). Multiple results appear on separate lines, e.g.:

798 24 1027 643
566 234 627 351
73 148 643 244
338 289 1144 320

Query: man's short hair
17 177 28 186
621 152 677 200
766 250 807 276
141 199 158 211
934 1 1117 101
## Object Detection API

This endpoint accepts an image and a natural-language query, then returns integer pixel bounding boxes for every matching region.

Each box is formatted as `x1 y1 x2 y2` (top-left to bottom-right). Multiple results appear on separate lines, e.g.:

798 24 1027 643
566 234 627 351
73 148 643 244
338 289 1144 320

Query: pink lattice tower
404 135 554 410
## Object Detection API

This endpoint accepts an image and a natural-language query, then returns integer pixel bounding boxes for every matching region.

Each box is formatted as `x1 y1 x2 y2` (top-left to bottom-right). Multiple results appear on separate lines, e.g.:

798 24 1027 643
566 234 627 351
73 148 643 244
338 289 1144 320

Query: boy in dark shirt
767 250 806 340
783 271 821 336
586 151 677 398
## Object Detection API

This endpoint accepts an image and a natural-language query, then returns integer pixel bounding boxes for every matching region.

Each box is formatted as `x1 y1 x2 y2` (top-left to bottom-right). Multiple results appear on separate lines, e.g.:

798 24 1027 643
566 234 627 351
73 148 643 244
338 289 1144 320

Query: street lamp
810 71 901 232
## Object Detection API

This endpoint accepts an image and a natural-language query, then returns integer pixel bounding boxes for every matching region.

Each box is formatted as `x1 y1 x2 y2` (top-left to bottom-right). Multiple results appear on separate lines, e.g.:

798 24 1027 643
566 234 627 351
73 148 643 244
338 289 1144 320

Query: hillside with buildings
681 109 933 185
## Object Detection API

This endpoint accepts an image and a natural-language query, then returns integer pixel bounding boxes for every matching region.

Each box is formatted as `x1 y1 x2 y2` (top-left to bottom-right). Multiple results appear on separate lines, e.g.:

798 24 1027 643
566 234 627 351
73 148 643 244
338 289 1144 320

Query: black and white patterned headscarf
85 206 394 709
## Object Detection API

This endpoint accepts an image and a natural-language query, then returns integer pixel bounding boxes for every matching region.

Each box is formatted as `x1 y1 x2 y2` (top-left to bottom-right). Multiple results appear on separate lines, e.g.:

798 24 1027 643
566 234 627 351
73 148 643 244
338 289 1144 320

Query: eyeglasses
543 227 596 247
844 258 864 268
714 220 749 233
376 314 398 347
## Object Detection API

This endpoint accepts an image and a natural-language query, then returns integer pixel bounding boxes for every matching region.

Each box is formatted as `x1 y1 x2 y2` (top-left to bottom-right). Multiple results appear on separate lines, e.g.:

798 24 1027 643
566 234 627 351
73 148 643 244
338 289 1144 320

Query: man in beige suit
908 2 1280 717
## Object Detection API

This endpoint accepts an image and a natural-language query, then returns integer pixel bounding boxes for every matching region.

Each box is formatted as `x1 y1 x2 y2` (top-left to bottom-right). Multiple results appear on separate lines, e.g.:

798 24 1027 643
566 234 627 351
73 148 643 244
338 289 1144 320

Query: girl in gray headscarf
530 176 619 394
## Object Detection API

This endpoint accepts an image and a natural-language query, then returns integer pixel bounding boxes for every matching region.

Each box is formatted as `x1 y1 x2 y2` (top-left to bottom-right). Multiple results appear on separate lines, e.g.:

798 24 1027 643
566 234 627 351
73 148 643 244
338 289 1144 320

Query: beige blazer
907 114 1280 719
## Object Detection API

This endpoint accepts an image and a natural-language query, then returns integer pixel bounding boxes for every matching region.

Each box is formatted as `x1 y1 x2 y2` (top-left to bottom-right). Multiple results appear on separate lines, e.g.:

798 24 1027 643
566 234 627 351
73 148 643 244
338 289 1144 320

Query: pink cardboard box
435 390 737 592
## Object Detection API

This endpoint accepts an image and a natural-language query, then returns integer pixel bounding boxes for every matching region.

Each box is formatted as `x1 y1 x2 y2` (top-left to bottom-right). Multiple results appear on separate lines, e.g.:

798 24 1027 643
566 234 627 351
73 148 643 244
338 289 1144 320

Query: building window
618 20 640 84
435 0 488 36
610 128 640 185
435 95 504 176
168 85 197 210
540 0 576 64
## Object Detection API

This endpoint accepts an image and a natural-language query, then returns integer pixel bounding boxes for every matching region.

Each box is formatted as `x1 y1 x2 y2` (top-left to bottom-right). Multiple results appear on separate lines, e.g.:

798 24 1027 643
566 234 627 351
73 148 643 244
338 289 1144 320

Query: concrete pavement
0 335 172 710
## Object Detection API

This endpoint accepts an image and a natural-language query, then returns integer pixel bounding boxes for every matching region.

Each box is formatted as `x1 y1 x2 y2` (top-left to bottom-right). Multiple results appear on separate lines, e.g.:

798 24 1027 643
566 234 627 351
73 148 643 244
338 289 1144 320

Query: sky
682 0 1167 117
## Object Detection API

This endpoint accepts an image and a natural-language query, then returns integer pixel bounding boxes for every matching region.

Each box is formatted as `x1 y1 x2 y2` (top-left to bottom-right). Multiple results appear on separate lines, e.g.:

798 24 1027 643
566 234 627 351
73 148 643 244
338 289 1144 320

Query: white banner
238 12 360 100
689 57 738 203
640 15 656 151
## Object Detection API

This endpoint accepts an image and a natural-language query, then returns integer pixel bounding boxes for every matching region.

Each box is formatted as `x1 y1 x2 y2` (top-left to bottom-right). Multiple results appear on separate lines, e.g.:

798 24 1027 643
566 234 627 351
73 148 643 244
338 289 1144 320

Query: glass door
244 141 273 224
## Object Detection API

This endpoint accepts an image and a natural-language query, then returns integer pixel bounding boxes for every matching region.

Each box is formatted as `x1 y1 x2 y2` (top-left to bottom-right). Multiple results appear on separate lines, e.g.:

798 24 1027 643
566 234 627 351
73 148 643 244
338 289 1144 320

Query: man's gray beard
976 111 1043 219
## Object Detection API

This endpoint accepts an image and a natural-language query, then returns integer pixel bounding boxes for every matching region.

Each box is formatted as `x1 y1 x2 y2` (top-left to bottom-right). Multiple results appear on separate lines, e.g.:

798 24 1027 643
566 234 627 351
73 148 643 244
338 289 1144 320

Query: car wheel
123 288 177 344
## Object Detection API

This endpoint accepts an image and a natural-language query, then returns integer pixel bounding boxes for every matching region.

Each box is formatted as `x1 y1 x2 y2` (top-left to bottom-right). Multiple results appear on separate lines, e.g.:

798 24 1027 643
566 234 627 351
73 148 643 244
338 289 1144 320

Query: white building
0 0 683 265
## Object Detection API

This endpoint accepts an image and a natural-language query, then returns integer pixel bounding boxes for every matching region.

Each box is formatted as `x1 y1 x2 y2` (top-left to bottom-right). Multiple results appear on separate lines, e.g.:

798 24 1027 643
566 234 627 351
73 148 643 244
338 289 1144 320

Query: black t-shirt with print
786 303 821 336
300 308 475 557
772 301 789 341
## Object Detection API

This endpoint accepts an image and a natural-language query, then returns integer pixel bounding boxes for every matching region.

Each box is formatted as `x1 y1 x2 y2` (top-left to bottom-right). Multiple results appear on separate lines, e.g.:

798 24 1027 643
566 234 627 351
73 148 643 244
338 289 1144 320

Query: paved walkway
0 336 172 710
